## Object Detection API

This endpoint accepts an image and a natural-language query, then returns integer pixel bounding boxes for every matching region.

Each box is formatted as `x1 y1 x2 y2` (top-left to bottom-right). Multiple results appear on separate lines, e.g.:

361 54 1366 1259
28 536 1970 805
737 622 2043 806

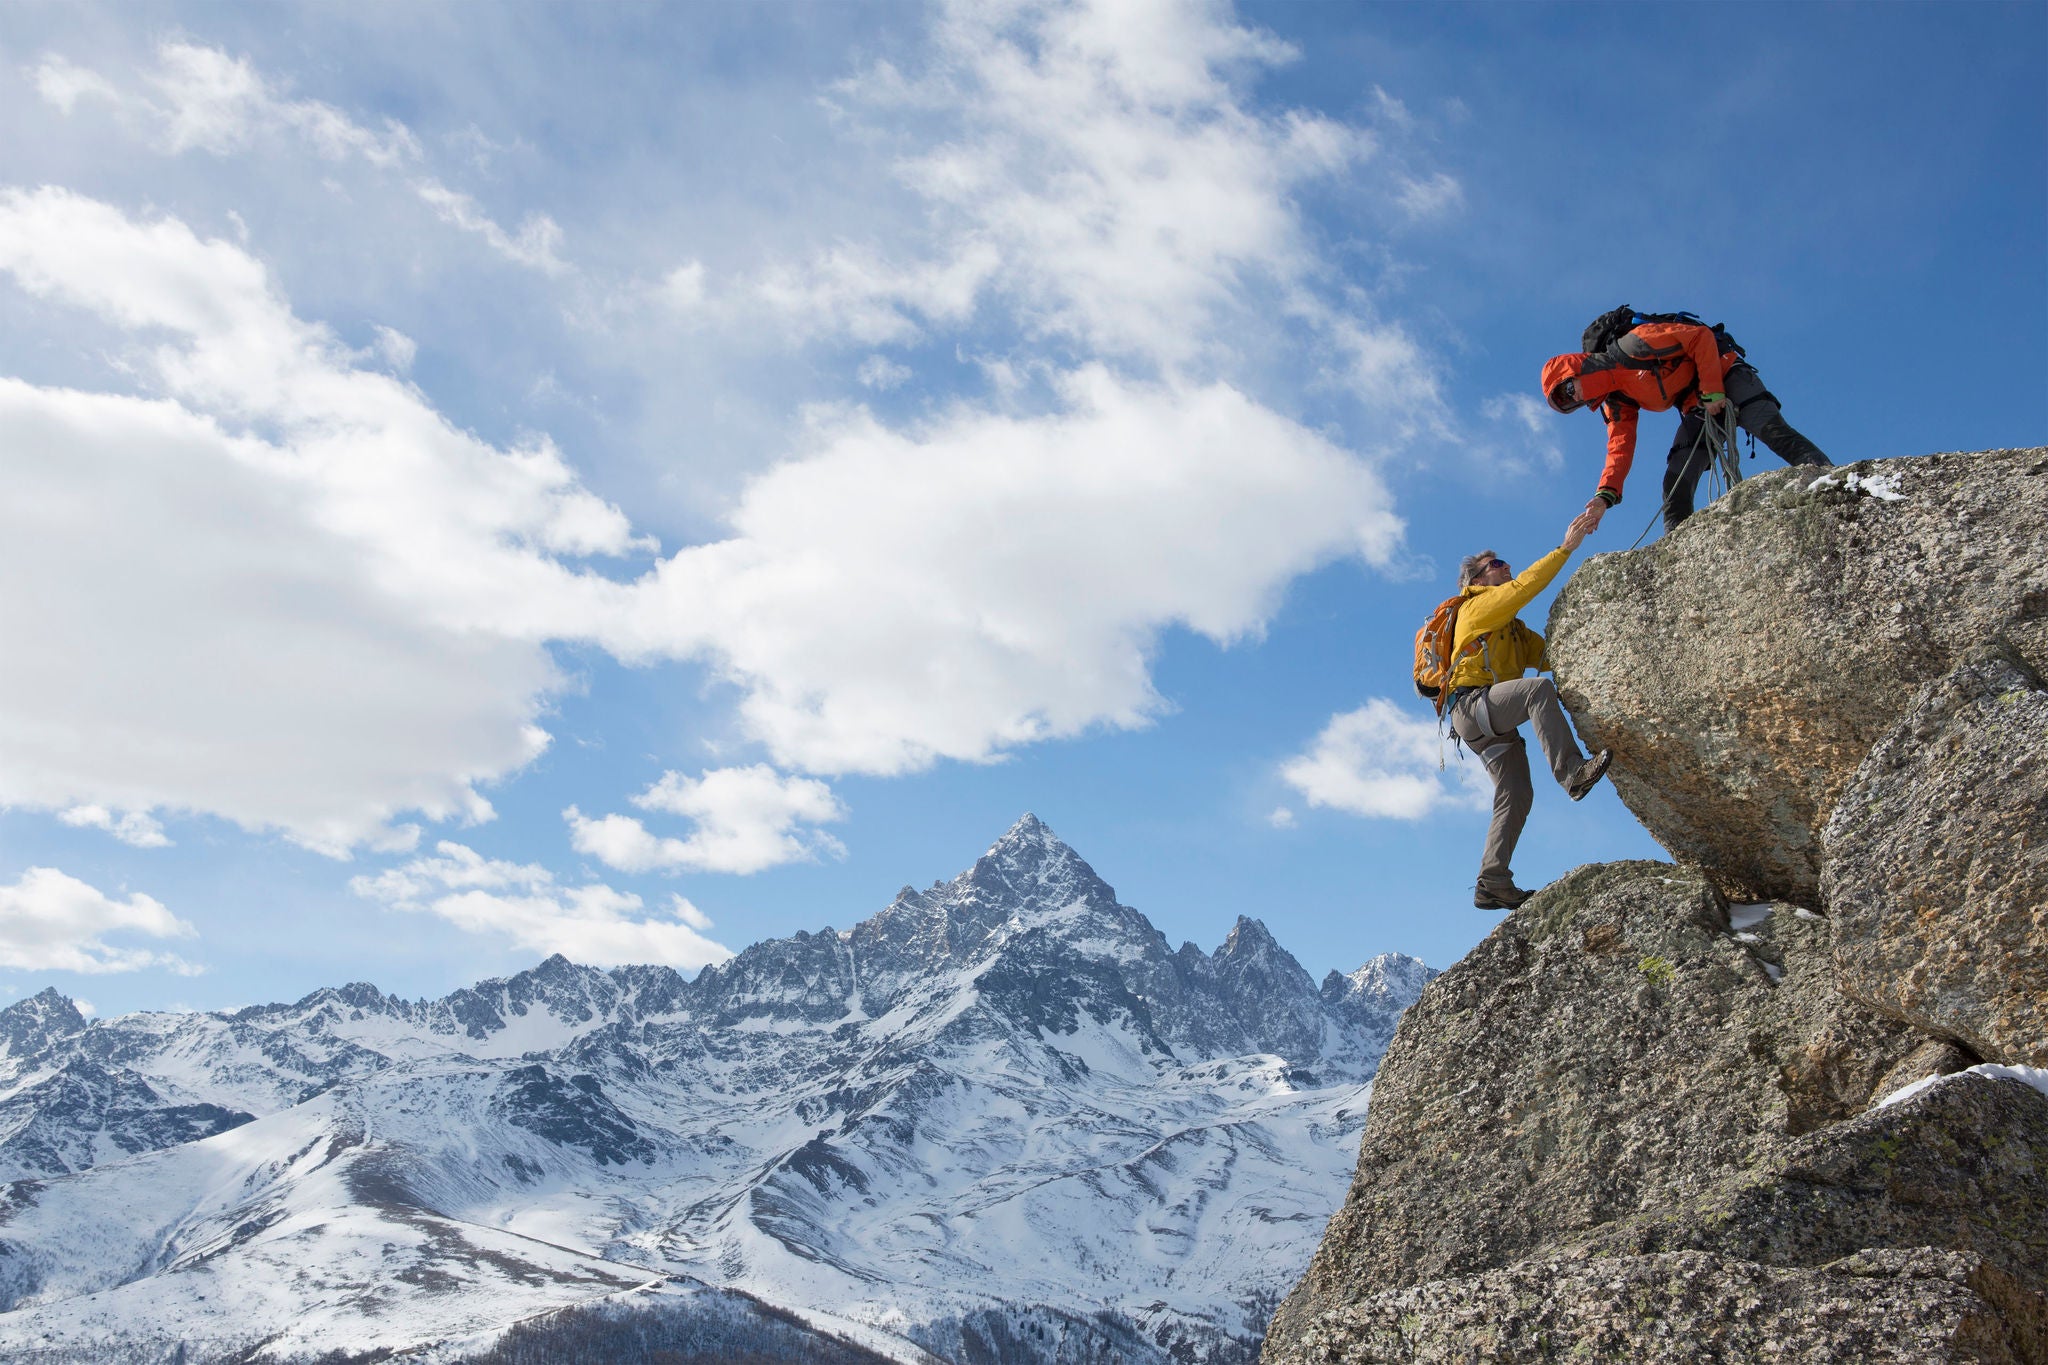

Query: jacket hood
1540 353 1589 412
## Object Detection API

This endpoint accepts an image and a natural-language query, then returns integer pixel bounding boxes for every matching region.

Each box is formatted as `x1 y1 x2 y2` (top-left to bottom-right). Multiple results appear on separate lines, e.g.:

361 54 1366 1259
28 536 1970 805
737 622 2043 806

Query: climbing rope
1624 404 1743 551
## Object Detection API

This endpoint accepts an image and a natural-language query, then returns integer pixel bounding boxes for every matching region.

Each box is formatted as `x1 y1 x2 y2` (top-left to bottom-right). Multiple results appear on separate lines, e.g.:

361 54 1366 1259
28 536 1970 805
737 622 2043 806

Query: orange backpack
1413 594 1477 716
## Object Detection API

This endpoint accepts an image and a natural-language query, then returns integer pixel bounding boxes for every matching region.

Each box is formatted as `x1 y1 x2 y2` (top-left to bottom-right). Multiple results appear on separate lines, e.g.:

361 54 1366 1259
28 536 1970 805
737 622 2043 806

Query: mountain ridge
0 814 1435 1364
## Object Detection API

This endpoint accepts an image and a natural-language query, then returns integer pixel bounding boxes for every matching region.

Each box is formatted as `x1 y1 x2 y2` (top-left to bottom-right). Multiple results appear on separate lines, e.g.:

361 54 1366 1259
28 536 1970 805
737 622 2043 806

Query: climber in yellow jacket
1449 512 1612 910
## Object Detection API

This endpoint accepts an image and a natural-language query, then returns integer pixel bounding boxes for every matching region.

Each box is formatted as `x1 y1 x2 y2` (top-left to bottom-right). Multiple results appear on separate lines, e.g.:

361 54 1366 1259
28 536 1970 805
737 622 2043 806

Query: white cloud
754 242 997 347
0 867 199 975
351 842 732 969
629 366 1404 775
778 0 1372 373
1486 392 1552 435
1479 392 1566 475
36 42 420 167
32 56 119 115
4 10 1444 855
371 325 417 372
0 188 1404 844
1267 806 1296 829
661 260 707 310
1369 86 1415 131
144 42 266 155
669 896 715 932
562 811 689 875
1325 316 1450 443
58 805 171 849
857 355 912 389
34 42 564 274
412 181 570 277
733 0 1457 450
1280 698 1489 820
0 187 639 852
567 764 847 875
1395 171 1464 220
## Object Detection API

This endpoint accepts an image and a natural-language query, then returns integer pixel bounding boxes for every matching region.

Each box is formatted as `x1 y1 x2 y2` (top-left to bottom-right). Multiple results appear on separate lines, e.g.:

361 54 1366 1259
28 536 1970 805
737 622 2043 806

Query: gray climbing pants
1450 677 1588 891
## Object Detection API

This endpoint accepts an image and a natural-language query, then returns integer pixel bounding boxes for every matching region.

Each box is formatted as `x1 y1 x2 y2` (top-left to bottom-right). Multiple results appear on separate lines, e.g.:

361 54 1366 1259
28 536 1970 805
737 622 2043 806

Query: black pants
1663 363 1830 531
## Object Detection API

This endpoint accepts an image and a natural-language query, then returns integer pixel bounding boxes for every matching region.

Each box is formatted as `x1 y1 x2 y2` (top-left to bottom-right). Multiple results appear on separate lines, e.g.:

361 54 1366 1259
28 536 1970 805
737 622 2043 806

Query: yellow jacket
1446 546 1569 690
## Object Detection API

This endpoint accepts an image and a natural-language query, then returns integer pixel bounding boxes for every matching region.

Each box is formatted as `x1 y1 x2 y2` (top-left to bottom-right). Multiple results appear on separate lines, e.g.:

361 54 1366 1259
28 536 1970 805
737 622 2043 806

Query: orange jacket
1540 321 1736 501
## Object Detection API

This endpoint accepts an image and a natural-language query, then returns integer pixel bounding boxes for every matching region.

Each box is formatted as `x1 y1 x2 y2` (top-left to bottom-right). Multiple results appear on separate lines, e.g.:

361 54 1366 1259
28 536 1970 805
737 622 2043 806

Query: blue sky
0 0 2041 1016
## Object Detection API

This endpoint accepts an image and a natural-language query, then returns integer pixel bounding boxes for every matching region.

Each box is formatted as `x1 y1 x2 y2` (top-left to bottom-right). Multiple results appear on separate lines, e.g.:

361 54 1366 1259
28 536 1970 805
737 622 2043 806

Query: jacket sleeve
1597 401 1638 500
1455 547 1571 643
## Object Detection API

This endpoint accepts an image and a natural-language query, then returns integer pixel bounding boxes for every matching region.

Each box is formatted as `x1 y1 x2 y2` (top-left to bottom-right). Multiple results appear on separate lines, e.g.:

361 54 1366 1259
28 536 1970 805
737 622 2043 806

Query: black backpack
1581 305 1744 360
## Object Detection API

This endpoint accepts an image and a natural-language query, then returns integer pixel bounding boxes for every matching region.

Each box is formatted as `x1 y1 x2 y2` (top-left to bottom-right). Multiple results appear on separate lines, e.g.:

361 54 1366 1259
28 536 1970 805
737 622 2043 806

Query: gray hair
1457 548 1498 590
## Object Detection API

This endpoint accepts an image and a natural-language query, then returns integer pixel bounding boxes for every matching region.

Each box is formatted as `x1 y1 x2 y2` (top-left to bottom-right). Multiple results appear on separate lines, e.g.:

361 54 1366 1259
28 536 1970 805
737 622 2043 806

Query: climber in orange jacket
1541 314 1830 535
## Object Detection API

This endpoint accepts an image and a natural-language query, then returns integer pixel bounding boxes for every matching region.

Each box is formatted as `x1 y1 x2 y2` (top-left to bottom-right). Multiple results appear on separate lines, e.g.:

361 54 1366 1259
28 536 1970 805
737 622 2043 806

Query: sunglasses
1479 559 1508 575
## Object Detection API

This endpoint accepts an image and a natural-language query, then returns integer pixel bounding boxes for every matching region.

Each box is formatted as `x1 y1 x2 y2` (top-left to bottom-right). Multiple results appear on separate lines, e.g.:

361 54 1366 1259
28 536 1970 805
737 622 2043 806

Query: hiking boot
1474 883 1534 911
1568 749 1613 801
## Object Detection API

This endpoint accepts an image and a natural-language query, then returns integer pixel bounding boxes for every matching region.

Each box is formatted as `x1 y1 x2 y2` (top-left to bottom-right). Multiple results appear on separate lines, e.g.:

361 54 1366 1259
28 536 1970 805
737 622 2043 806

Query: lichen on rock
1273 1248 2037 1365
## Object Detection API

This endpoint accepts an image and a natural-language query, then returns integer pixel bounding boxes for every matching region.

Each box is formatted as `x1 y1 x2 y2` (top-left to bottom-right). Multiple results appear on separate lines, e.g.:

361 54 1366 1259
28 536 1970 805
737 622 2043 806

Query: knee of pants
1478 735 1526 778
1737 399 1782 436
1482 740 1530 798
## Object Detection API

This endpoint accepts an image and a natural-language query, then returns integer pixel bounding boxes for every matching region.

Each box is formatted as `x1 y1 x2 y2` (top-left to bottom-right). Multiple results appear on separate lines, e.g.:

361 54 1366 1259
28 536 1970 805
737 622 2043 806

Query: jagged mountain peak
846 816 1119 974
958 813 1115 913
1215 915 1280 957
1331 952 1436 1007
4 985 85 1022
0 987 88 1058
1318 955 1440 1037
431 955 623 1043
476 952 606 993
1211 916 1312 990
998 810 1053 843
264 979 396 1018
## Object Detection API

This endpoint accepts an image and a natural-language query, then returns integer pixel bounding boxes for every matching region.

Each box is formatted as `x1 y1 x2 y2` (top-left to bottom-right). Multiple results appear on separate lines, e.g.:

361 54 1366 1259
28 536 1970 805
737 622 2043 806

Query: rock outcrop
1277 864 1921 1295
1267 1249 2033 1365
1265 449 2048 1364
1546 448 2048 906
1264 869 2046 1363
1824 647 2048 1067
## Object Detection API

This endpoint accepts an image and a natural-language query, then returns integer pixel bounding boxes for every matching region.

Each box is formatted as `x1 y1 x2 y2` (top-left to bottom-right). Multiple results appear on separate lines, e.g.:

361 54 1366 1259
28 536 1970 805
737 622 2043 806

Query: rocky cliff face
1823 646 2048 1068
1264 449 2048 1365
1547 448 2048 907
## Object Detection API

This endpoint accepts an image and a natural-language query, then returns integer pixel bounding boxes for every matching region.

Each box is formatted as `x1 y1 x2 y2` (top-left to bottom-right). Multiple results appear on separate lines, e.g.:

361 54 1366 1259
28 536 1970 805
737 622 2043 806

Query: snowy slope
0 816 1432 1363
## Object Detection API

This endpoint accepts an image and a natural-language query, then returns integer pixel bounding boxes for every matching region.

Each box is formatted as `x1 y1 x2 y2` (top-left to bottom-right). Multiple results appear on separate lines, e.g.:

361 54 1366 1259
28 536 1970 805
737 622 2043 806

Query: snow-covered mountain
0 815 1434 1363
